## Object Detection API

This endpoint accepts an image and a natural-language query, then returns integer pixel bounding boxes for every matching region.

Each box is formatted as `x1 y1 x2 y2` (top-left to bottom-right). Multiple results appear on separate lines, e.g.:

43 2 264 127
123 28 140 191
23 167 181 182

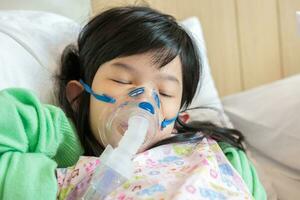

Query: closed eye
159 92 173 98
110 79 132 84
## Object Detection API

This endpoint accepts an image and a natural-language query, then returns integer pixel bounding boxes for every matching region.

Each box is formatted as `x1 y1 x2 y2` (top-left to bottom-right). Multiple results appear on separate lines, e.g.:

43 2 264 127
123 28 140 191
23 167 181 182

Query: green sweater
0 88 266 200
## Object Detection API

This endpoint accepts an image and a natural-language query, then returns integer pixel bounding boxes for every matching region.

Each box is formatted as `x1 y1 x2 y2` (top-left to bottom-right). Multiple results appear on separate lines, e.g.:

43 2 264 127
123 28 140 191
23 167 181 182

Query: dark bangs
58 6 205 155
78 6 200 109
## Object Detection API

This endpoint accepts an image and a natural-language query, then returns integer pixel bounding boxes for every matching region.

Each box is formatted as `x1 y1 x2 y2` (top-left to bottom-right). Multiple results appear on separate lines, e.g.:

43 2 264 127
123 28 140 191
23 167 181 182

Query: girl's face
89 53 183 152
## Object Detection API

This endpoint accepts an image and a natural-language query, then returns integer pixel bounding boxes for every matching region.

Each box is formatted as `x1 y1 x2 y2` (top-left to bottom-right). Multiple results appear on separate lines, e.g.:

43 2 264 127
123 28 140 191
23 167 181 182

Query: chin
136 142 152 154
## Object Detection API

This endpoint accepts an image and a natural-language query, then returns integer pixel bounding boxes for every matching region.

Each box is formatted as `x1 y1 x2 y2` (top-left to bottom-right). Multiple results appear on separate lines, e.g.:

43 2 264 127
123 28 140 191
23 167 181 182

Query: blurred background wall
92 0 300 97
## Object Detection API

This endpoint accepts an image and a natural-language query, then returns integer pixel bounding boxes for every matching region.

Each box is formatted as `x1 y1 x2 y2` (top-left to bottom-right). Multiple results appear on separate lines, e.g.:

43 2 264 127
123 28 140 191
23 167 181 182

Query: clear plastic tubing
82 115 149 200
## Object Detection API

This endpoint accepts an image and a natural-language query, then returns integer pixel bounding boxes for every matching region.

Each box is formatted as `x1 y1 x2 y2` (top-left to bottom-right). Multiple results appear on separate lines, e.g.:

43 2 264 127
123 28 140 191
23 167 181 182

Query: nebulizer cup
82 89 161 200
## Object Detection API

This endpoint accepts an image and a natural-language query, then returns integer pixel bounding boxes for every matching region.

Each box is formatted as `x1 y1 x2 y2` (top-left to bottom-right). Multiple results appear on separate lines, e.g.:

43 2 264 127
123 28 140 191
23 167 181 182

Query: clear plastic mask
98 87 162 149
80 80 178 150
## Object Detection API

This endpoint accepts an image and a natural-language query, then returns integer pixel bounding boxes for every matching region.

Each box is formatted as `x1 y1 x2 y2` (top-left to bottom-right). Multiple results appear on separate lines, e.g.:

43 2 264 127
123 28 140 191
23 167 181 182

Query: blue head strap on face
79 79 116 104
161 115 178 130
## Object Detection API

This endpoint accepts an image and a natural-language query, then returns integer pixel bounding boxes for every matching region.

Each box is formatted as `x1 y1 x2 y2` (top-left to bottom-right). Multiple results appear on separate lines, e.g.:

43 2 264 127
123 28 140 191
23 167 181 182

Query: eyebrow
112 62 180 85
157 74 180 85
112 62 137 72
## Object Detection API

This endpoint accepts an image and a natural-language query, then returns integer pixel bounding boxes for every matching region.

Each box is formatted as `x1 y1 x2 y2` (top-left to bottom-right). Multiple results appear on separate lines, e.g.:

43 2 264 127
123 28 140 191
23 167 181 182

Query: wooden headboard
91 0 300 97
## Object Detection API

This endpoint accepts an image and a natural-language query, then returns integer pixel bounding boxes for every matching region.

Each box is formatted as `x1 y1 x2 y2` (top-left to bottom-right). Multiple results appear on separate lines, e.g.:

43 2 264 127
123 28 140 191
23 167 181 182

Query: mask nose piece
152 90 160 109
128 87 145 97
128 87 157 115
138 102 155 115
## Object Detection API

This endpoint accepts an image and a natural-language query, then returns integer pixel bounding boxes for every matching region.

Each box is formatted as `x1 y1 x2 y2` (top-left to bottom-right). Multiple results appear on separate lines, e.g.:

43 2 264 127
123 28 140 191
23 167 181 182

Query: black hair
57 6 244 156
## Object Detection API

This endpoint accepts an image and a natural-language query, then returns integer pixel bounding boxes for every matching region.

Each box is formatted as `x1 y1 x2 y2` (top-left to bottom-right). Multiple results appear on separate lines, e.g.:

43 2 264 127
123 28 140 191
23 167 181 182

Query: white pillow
0 11 80 103
180 17 233 128
0 0 91 24
0 11 231 128
180 17 222 110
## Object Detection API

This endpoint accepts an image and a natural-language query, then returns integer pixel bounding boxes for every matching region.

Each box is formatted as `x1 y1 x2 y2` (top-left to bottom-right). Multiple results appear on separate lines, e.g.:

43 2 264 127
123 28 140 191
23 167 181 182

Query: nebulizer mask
78 80 177 200
98 87 161 150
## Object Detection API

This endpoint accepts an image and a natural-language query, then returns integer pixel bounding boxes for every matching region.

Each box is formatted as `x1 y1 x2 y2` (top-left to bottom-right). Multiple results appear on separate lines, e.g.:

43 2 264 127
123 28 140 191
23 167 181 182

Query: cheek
160 95 182 120
160 123 176 136
89 97 108 145
145 121 175 151
153 97 181 139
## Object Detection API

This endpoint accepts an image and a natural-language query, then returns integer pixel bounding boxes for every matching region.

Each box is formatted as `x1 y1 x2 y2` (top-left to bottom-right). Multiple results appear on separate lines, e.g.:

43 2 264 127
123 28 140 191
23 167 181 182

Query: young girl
0 6 266 200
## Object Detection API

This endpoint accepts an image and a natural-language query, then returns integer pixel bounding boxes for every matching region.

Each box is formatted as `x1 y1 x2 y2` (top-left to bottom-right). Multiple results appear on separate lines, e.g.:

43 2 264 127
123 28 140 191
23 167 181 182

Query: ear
179 112 190 123
66 80 84 110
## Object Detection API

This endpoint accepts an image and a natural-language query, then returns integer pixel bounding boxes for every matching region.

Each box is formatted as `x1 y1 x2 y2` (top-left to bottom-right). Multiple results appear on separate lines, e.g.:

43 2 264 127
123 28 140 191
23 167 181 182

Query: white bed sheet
222 74 300 200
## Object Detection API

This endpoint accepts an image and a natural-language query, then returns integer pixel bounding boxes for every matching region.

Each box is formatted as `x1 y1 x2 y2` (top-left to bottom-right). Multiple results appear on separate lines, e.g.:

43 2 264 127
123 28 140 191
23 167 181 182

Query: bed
0 2 299 199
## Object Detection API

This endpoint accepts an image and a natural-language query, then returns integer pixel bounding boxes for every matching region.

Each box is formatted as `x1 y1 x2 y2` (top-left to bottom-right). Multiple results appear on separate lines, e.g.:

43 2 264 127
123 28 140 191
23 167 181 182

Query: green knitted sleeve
0 88 83 200
219 142 267 200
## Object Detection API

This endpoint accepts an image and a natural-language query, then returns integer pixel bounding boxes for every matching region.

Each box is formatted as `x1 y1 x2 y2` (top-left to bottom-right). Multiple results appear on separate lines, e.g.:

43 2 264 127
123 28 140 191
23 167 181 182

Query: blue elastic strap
79 79 116 104
161 115 178 130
